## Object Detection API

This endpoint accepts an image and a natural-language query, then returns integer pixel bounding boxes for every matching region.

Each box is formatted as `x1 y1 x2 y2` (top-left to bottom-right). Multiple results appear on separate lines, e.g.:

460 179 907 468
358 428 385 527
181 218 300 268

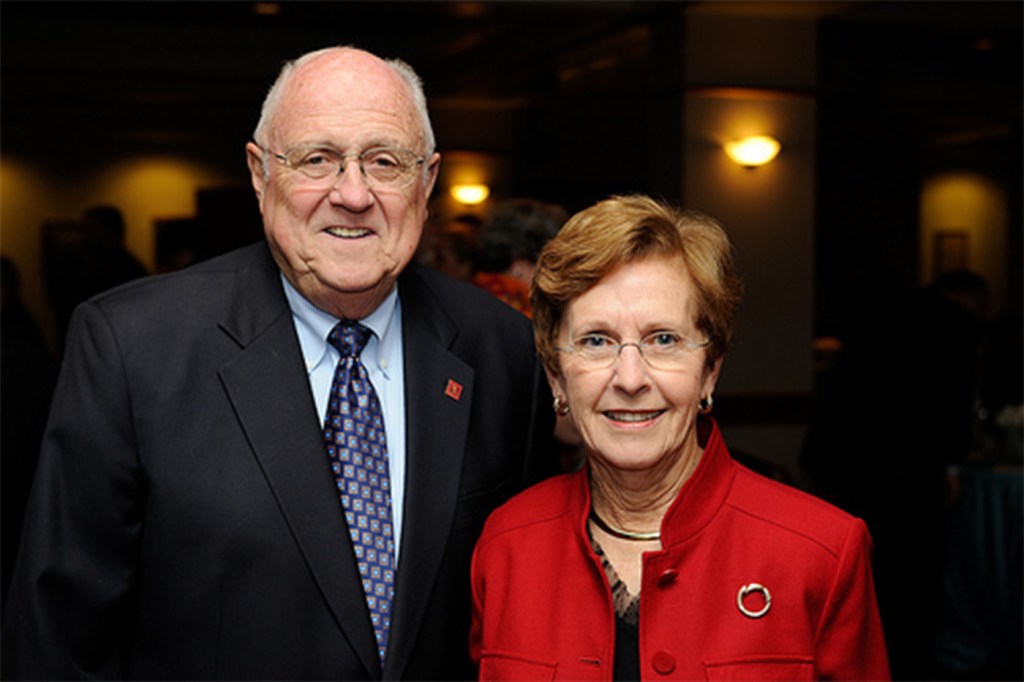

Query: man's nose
329 159 374 209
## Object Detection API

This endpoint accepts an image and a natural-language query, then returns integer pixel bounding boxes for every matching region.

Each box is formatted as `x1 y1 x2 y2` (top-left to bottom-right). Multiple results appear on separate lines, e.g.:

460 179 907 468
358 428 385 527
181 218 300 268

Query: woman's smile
603 409 665 424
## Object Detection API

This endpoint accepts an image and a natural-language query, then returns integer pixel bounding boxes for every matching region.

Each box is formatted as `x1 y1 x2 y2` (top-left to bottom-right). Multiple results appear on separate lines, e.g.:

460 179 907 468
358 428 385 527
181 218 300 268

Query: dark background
2 3 1022 679
2 1 1021 312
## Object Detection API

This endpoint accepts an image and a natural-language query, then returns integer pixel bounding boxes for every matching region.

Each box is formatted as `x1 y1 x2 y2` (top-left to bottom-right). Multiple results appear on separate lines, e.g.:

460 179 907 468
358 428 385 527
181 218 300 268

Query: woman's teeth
605 410 661 422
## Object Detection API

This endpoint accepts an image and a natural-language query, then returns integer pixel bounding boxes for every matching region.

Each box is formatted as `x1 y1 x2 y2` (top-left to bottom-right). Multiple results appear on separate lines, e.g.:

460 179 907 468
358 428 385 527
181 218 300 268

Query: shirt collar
281 274 400 379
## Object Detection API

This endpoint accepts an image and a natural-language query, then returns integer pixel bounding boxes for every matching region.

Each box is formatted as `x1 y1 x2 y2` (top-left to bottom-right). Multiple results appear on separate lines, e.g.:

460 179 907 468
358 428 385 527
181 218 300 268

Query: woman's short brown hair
531 194 743 376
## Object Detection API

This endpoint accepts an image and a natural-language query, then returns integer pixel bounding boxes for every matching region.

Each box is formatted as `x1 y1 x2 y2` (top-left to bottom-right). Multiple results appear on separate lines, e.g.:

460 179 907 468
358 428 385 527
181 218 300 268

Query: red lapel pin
444 379 463 401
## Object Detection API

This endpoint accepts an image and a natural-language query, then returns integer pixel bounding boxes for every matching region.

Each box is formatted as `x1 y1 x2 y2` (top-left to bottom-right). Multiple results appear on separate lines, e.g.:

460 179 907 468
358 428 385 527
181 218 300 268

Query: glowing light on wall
450 183 490 205
723 135 781 167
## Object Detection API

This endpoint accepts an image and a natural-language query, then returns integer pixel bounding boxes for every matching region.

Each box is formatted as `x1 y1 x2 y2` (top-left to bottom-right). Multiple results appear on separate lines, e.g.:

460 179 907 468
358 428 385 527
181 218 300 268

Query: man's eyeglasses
261 144 426 190
557 331 710 371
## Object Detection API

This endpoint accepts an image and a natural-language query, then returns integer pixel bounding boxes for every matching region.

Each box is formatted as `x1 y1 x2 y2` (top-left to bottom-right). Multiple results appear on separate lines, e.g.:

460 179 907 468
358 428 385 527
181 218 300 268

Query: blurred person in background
425 215 480 283
471 198 566 318
0 256 58 610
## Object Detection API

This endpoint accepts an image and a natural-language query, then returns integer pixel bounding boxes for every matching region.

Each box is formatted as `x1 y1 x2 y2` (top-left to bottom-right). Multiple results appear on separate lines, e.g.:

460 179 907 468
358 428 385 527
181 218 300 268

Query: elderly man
2 47 554 680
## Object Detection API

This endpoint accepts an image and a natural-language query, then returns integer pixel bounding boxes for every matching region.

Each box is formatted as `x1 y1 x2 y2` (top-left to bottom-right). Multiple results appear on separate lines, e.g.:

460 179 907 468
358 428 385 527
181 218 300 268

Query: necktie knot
329 320 372 358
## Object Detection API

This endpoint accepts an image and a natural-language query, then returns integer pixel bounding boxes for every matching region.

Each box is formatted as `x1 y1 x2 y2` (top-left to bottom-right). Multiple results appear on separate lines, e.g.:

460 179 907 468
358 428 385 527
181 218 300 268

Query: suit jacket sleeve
3 300 143 679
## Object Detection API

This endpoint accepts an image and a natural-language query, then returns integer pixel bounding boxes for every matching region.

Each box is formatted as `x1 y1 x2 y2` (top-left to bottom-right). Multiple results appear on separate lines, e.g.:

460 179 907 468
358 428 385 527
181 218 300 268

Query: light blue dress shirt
281 275 407 561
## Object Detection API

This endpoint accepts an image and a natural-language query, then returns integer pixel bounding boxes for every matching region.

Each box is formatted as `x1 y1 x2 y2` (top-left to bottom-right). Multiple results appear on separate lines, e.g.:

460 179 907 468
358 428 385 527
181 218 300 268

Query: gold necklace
588 509 660 542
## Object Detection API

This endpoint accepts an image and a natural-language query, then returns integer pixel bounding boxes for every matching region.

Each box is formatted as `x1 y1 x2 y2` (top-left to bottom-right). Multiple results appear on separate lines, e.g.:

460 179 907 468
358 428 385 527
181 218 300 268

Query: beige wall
682 9 819 472
921 173 1009 314
0 152 236 350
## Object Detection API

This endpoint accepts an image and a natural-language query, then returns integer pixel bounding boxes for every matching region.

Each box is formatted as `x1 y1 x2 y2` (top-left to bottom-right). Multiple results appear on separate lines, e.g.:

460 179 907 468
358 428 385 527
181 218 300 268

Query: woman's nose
612 344 651 393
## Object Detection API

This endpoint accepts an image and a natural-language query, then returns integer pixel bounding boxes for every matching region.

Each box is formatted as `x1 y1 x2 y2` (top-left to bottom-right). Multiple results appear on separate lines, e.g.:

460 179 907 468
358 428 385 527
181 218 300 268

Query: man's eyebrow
285 140 339 150
287 138 411 151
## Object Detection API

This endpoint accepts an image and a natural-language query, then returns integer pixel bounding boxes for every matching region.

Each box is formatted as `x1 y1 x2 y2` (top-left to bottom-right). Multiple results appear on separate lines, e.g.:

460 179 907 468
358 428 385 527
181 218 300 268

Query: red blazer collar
575 417 738 547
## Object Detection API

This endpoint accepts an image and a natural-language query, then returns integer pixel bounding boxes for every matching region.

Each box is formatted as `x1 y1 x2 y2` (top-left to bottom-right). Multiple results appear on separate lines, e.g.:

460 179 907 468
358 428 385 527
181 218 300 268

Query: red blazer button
657 569 678 587
652 650 676 675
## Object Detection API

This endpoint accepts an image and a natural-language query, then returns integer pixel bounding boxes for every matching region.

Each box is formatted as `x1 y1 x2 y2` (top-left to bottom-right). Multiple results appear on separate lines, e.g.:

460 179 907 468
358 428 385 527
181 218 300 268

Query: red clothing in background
472 271 532 318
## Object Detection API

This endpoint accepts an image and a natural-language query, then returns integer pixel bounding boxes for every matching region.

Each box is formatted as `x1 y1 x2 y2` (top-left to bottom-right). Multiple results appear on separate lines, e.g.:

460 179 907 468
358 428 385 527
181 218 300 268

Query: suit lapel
385 266 475 679
216 245 380 678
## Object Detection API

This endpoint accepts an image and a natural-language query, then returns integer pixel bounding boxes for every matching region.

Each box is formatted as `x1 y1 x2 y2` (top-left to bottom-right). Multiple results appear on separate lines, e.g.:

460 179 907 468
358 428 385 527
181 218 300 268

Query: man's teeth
606 411 661 422
327 226 371 238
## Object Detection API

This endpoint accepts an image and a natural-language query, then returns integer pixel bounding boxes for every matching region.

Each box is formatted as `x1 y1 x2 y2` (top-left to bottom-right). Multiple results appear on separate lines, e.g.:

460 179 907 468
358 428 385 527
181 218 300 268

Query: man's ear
424 152 441 198
245 142 268 206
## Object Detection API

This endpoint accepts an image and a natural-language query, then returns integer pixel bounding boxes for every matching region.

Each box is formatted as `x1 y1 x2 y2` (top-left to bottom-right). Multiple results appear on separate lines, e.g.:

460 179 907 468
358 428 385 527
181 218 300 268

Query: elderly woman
469 195 890 680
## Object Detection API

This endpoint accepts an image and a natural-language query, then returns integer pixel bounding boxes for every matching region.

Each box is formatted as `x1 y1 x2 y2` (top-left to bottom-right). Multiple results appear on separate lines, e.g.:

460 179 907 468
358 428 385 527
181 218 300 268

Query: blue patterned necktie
323 320 395 664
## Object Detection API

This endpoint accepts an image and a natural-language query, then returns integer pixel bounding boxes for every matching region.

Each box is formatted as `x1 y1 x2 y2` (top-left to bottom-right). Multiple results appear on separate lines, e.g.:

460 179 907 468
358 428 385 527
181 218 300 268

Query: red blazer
470 419 890 680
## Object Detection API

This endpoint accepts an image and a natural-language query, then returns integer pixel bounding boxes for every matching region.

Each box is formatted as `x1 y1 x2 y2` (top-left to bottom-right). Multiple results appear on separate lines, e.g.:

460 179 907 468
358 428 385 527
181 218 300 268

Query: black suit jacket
2 242 555 680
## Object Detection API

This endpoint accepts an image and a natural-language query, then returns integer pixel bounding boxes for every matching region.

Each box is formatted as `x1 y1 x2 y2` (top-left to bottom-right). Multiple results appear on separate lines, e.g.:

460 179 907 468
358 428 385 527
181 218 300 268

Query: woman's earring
553 397 571 416
698 394 714 415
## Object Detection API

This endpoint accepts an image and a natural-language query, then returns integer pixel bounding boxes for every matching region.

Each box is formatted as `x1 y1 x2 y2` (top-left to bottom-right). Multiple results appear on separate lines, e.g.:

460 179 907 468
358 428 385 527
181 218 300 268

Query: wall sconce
450 183 490 205
724 136 781 168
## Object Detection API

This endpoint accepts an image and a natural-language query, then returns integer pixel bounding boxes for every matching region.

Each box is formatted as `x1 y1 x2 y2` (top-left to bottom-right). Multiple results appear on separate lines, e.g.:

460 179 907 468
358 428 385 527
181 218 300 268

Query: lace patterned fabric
589 533 641 627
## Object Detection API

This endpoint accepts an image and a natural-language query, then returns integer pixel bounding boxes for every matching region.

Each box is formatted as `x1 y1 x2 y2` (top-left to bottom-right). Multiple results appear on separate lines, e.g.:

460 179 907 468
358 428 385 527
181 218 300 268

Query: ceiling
2 2 677 153
3 1 1019 166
